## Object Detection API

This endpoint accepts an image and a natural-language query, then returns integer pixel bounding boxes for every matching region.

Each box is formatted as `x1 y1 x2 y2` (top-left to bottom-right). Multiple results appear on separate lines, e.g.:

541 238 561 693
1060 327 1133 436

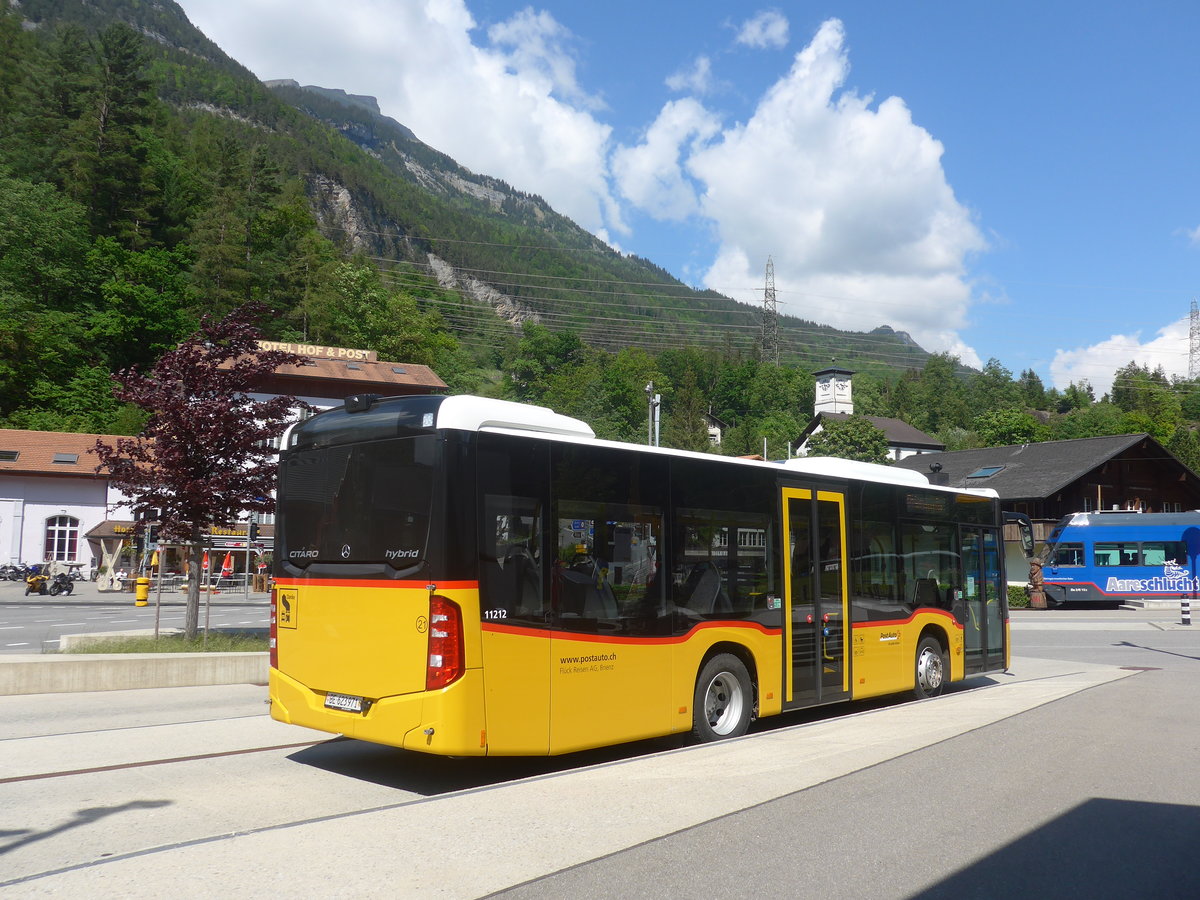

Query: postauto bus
1040 511 1200 606
268 394 1012 756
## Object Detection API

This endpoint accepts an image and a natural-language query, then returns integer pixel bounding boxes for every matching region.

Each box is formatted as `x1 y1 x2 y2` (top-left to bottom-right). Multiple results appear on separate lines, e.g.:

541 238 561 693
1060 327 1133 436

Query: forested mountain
2 0 1199 465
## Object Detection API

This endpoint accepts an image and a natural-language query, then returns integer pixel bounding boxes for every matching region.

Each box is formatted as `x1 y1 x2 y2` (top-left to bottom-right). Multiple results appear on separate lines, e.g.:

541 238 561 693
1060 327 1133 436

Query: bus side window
480 496 544 623
554 510 662 625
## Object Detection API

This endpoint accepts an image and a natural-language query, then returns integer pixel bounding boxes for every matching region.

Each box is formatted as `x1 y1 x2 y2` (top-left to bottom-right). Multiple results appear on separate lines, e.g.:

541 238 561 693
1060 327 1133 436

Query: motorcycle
3 564 29 581
48 572 74 596
25 566 49 596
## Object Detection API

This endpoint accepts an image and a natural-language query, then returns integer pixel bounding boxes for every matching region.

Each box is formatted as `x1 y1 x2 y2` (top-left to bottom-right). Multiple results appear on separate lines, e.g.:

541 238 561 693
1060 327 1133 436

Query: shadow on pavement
285 734 687 795
912 798 1200 899
0 800 172 858
284 678 1000 796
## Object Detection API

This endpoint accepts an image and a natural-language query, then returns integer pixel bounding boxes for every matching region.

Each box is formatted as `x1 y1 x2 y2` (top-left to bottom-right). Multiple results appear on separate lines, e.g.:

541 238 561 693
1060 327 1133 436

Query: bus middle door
782 487 850 708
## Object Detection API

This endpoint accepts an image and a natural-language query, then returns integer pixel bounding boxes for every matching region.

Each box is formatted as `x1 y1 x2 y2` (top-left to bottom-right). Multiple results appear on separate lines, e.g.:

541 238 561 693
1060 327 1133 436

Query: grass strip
61 633 268 653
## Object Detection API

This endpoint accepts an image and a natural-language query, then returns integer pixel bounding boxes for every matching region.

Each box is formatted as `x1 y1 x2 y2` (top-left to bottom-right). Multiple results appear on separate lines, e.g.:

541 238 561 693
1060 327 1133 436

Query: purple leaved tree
94 303 306 639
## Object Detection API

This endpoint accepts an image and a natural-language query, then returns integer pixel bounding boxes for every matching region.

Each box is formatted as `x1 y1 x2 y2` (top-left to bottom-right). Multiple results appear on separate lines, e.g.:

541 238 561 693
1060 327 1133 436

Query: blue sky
177 1 1200 395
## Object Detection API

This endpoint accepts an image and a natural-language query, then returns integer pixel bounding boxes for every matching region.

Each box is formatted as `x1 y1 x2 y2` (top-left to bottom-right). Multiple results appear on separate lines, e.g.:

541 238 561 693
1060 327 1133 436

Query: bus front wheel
692 653 752 742
913 635 947 699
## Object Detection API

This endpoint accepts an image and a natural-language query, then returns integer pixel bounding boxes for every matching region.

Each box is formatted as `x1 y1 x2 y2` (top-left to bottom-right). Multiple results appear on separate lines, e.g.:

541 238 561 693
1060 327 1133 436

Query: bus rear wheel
692 653 752 742
913 635 947 699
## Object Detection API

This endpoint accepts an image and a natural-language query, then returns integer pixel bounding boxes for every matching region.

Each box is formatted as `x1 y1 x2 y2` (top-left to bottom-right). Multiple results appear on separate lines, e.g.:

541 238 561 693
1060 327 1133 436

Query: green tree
1048 402 1126 440
309 260 462 368
846 370 888 416
805 415 890 464
1175 377 1200 422
906 353 969 434
60 23 156 246
1166 425 1200 475
85 237 197 373
1108 361 1180 441
0 175 94 416
970 358 1022 412
1056 380 1095 413
189 138 282 316
973 408 1048 447
2 365 143 434
93 304 306 639
1017 369 1047 409
504 323 587 403
662 368 712 452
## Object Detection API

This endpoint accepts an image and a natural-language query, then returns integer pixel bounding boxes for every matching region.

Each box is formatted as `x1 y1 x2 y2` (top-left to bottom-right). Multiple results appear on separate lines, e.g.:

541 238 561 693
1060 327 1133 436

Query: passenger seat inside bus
556 562 618 619
912 577 941 608
678 561 732 615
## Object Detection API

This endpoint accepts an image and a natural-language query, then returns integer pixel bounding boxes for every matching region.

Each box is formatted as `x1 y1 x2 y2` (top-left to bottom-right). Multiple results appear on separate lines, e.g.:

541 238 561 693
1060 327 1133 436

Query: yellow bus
268 394 1010 756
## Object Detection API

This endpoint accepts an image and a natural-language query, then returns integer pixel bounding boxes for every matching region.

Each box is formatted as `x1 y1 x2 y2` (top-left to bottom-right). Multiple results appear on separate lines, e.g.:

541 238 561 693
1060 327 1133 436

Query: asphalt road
0 580 269 651
0 609 1197 898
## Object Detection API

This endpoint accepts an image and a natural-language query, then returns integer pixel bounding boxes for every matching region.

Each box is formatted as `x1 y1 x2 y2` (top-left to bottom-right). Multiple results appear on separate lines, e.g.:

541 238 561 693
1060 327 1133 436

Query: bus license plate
324 692 364 713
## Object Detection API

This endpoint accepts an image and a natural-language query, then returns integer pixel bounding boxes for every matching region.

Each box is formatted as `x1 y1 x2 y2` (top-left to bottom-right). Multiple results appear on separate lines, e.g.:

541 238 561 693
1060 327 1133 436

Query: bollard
135 576 150 607
1183 595 1192 627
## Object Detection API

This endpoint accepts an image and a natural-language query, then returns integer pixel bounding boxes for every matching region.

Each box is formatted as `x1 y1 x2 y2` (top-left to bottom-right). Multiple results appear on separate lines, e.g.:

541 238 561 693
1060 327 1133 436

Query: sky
175 0 1200 396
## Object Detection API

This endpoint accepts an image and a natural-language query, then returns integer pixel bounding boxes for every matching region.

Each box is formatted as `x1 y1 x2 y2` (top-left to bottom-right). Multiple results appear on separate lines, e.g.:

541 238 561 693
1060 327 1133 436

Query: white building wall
0 475 135 571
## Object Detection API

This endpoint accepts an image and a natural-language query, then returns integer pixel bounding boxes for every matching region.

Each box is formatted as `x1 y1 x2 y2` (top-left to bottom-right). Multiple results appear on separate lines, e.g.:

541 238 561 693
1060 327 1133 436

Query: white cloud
736 10 789 50
612 99 720 220
486 7 603 110
180 0 622 237
666 55 714 94
179 5 988 363
1186 224 1200 247
683 19 986 364
1049 318 1189 396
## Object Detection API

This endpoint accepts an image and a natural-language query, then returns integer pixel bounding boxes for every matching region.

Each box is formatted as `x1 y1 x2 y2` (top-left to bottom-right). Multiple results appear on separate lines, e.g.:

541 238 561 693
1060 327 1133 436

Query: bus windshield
277 435 437 573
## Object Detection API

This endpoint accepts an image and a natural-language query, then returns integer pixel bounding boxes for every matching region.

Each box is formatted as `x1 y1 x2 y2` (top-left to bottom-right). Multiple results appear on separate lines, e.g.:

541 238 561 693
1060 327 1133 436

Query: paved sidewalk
0 655 1141 898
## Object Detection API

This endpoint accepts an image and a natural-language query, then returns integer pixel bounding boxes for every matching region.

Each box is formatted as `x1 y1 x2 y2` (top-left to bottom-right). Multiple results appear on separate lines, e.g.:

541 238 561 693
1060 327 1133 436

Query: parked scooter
48 572 74 596
24 565 49 596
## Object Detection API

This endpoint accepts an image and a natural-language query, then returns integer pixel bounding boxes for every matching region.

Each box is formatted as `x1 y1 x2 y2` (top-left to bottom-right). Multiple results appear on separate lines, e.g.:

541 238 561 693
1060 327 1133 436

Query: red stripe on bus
272 578 480 590
482 619 782 644
851 608 965 631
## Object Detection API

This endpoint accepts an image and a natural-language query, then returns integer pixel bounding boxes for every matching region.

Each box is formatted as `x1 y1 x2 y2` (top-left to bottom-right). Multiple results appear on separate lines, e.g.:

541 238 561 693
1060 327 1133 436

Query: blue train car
1040 511 1200 606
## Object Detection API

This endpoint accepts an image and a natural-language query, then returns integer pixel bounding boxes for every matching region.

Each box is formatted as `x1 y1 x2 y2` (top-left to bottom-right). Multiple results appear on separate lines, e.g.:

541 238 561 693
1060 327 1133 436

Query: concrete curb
0 651 268 695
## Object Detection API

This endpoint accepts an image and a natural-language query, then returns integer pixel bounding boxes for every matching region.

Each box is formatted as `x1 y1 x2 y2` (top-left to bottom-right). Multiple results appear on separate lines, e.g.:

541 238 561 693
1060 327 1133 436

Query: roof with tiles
227 346 447 401
0 430 123 478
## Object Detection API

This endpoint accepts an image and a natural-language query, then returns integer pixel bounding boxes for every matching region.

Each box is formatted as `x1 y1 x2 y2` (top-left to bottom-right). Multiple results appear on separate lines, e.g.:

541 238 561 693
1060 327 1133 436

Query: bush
1008 584 1030 609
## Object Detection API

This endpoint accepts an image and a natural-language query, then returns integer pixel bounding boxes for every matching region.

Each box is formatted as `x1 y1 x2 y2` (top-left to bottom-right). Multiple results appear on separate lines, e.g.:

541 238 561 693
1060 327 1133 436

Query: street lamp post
645 382 661 447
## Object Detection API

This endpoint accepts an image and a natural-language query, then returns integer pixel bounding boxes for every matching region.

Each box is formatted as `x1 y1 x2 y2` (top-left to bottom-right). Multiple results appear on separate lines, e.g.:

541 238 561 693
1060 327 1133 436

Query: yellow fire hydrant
135 576 150 607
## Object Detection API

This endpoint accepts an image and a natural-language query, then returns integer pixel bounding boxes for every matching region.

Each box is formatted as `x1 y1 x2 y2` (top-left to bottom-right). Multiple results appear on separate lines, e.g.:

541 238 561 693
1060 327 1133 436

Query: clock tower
813 366 854 415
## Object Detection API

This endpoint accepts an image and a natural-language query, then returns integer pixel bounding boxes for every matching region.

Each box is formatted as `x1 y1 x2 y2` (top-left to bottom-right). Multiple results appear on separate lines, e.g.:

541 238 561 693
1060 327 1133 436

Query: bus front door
782 487 850 708
960 526 1006 674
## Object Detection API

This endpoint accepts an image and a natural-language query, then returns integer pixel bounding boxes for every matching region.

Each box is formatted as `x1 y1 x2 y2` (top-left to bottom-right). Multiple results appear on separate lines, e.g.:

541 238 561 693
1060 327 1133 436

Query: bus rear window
278 436 437 572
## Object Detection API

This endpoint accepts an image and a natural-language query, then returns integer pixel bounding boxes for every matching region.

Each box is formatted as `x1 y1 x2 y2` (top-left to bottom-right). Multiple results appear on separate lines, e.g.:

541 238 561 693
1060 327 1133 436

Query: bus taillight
269 587 278 669
426 595 464 690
